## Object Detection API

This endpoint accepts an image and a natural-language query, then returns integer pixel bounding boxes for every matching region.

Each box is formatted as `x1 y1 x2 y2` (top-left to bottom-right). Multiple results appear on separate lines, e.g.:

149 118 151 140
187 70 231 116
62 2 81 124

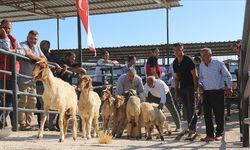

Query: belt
204 89 223 92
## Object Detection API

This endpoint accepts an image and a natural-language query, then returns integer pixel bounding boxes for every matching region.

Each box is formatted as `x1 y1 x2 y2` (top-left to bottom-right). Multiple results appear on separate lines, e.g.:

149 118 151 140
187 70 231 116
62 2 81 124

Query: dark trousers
203 89 224 137
0 80 15 128
180 86 197 131
147 92 181 129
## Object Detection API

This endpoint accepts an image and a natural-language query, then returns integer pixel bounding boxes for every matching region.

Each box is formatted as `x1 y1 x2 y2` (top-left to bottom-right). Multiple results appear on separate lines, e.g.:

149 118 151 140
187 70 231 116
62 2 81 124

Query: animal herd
32 61 171 142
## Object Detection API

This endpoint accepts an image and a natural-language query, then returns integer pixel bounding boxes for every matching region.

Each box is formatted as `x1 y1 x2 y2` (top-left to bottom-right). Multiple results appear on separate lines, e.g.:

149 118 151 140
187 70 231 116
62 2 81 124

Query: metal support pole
241 0 250 147
11 55 18 131
166 8 170 65
57 17 60 50
77 13 83 68
110 66 114 95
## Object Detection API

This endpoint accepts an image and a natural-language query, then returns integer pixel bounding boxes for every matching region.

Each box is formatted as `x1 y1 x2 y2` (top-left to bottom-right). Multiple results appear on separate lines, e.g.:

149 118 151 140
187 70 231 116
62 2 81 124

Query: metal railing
0 48 121 131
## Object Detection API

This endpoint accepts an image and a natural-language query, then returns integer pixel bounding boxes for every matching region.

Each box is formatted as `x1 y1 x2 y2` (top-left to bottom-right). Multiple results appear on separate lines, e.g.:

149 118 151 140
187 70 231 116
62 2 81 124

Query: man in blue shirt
199 48 233 142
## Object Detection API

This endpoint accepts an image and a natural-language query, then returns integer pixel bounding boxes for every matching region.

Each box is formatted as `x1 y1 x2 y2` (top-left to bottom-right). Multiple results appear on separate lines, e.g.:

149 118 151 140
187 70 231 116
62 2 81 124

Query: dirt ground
0 108 248 150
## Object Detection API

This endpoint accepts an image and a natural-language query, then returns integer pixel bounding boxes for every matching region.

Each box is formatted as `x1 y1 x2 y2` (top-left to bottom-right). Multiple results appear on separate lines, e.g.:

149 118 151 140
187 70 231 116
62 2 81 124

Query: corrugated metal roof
0 0 181 22
50 40 238 63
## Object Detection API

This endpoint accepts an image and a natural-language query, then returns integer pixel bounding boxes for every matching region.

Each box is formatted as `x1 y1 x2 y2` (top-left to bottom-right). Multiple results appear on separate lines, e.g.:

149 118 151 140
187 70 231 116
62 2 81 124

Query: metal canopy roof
50 40 238 63
0 0 181 22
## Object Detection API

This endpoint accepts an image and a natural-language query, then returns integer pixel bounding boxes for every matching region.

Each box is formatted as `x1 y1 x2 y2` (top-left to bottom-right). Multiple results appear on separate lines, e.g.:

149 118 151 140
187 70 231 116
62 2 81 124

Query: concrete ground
0 108 248 150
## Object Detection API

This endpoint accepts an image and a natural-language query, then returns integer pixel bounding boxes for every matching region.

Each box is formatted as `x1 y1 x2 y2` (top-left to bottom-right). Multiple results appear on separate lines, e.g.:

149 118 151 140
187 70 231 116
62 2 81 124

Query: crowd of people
0 19 235 143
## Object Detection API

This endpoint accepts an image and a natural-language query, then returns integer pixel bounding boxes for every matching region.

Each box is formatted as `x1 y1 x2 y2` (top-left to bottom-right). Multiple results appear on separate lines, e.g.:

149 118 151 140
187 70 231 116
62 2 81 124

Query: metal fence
0 48 120 131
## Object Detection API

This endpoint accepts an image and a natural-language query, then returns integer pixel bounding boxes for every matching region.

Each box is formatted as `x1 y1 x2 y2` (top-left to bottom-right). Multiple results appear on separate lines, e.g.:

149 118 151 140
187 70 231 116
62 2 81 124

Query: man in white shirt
144 76 181 131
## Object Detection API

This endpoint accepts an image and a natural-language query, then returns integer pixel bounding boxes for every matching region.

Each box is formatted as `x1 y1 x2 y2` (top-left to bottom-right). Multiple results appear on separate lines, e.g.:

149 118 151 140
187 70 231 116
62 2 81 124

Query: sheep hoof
37 133 43 139
160 136 164 141
146 137 152 140
167 131 172 135
59 138 62 142
132 122 137 127
73 137 77 141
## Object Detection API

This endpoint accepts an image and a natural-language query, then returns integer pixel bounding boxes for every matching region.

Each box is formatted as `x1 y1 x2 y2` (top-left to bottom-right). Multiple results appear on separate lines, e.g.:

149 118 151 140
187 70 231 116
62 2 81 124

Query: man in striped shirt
199 48 233 142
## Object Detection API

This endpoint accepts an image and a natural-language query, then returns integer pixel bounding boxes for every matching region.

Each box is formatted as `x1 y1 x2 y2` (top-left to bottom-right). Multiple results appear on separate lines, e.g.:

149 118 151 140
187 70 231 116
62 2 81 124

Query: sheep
140 102 166 141
111 95 127 138
78 75 101 139
126 95 141 139
100 88 114 134
32 61 78 142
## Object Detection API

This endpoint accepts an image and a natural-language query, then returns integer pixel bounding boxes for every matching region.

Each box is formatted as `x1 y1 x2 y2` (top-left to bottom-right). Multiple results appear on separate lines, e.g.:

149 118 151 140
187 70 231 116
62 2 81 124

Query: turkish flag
74 0 96 53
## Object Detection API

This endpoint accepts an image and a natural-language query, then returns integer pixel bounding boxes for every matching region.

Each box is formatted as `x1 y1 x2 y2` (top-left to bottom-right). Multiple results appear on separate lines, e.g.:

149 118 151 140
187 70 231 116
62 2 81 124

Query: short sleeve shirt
173 55 195 88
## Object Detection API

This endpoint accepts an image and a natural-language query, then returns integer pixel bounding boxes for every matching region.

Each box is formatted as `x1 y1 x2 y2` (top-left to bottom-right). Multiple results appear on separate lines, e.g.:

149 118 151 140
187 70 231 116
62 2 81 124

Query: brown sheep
111 95 127 138
100 88 114 134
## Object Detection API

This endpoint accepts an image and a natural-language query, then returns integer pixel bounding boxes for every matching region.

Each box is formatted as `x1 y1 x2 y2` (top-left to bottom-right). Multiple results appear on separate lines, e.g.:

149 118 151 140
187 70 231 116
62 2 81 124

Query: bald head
147 76 156 88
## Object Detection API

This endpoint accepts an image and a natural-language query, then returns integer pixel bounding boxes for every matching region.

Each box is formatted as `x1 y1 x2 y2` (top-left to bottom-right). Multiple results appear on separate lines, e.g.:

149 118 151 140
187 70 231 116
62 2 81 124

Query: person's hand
174 92 180 103
54 63 62 73
112 60 119 64
194 92 200 103
77 68 86 75
225 88 233 97
158 103 164 110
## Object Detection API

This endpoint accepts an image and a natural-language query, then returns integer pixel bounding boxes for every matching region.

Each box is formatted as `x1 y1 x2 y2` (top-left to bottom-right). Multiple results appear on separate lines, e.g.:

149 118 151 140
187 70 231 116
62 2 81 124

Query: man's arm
68 67 86 75
191 69 198 92
150 67 160 79
25 49 47 62
115 76 124 96
173 73 180 102
137 76 144 94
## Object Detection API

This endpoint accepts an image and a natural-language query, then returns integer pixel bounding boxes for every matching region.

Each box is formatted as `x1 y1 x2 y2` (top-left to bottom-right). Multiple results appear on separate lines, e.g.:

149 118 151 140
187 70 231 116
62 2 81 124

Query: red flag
74 0 96 54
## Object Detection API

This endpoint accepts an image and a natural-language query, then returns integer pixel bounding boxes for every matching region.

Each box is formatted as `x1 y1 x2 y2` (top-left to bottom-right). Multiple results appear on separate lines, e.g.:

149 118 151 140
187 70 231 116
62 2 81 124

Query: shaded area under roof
50 40 238 63
0 0 181 22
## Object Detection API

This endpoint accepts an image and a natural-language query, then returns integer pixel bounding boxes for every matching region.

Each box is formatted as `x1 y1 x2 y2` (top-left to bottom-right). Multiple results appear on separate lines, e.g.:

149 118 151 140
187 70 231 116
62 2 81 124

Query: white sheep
126 95 141 139
32 61 78 142
78 75 101 139
140 102 165 141
100 88 114 134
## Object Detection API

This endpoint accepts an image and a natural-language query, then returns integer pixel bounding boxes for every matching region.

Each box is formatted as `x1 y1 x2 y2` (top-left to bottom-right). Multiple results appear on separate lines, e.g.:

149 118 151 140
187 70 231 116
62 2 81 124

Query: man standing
145 48 161 79
172 43 198 136
18 30 46 131
115 67 144 96
144 76 181 131
0 19 20 129
199 48 232 142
